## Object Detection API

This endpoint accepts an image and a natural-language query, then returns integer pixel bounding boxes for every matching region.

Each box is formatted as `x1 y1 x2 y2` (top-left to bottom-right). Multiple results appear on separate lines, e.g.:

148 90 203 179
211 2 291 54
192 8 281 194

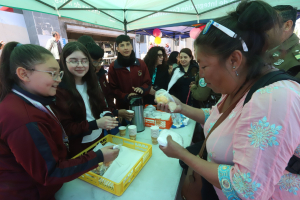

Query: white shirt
45 37 61 59
76 83 102 143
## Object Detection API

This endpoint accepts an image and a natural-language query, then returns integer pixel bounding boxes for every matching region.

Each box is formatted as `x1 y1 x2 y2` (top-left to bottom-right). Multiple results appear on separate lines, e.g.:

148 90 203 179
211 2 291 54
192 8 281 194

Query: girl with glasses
143 46 170 105
158 1 300 199
50 42 118 158
0 42 119 199
78 35 134 124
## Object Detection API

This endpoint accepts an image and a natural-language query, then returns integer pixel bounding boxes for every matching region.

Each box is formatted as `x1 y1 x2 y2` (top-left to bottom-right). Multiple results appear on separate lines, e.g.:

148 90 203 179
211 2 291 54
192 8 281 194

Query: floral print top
202 80 300 200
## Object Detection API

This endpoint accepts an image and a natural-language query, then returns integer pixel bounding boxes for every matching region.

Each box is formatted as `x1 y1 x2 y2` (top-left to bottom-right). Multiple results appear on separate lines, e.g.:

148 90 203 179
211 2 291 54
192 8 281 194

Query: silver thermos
129 96 145 132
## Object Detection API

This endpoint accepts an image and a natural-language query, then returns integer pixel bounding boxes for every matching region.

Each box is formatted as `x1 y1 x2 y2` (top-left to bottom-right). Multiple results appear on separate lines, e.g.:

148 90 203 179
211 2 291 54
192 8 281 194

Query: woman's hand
156 95 183 113
101 146 120 163
189 81 196 89
150 86 156 96
159 136 188 159
168 65 173 75
96 116 118 130
118 109 134 121
0 40 5 50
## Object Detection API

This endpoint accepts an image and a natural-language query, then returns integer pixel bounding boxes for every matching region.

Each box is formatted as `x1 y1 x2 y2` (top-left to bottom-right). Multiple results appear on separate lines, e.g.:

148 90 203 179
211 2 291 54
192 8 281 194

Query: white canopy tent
0 0 299 33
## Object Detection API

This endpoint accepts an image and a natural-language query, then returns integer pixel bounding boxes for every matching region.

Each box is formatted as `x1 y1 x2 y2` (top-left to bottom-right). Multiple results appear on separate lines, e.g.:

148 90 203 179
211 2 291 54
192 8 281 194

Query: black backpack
244 70 300 174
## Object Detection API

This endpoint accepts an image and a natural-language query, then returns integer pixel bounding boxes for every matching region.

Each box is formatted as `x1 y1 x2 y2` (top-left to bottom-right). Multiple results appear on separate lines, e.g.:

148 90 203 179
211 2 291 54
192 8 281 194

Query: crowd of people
0 1 300 199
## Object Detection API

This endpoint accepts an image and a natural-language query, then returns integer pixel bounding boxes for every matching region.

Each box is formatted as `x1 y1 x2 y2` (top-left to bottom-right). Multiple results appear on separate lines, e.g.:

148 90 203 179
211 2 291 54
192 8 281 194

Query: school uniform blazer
97 67 118 116
50 82 113 143
0 86 103 200
108 58 151 109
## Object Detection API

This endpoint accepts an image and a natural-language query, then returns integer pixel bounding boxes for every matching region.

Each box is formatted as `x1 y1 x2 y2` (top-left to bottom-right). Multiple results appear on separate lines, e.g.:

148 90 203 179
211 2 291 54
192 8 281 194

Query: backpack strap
244 70 299 106
287 65 300 77
286 155 300 174
243 70 300 175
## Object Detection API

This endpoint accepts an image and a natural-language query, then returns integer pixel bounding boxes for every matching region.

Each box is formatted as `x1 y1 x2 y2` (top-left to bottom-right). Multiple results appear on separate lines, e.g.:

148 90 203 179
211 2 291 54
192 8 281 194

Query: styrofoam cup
150 126 160 145
119 126 126 136
128 125 137 140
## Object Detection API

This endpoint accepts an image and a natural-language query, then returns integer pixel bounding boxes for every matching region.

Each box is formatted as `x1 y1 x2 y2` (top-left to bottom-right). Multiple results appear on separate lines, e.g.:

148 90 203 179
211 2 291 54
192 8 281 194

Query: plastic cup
128 125 137 140
150 126 160 145
127 110 134 121
119 126 126 137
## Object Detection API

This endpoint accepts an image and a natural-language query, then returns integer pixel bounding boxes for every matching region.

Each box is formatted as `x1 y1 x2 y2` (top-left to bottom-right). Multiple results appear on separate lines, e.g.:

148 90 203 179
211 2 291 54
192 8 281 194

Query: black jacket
144 64 170 105
169 60 199 106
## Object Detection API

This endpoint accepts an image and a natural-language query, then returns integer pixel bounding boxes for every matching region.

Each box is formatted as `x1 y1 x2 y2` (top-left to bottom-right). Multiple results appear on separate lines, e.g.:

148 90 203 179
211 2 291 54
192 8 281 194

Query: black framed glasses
203 20 248 52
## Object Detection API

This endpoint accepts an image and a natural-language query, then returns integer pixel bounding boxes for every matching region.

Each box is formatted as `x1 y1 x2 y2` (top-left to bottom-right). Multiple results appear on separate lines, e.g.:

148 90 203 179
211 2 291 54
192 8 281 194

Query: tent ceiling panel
0 0 299 32
66 24 135 38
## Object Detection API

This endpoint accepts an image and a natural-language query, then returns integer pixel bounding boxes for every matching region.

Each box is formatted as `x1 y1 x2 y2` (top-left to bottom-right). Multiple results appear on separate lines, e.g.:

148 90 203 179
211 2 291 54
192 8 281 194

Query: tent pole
124 10 127 35
61 8 195 15
58 0 72 10
128 0 189 24
124 20 128 35
35 0 56 10
190 0 199 15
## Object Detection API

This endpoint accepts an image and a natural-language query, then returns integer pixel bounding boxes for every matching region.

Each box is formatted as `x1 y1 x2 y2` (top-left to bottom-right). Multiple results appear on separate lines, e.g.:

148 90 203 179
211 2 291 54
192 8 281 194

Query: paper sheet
93 142 144 183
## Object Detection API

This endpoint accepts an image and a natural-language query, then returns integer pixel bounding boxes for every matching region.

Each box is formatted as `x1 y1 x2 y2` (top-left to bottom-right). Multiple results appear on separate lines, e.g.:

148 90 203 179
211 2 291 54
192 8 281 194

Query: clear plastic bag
155 89 174 104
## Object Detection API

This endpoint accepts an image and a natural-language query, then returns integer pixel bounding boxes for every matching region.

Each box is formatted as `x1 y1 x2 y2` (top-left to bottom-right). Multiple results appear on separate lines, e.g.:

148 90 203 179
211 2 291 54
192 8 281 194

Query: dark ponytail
78 35 104 60
194 0 280 81
0 42 53 101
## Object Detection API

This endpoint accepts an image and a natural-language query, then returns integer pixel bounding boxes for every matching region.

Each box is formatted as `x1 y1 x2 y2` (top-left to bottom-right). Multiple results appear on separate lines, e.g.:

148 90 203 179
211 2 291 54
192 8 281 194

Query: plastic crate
144 116 172 129
72 135 152 196
144 104 173 129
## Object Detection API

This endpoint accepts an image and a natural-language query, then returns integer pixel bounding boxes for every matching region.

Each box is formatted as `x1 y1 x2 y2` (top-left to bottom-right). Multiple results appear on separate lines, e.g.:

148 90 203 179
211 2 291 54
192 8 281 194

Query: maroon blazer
50 82 113 157
108 58 151 109
97 68 118 116
0 86 103 200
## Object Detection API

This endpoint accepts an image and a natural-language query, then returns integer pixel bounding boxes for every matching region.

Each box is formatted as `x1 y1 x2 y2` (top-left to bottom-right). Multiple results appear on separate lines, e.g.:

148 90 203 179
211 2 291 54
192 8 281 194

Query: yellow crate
72 134 152 196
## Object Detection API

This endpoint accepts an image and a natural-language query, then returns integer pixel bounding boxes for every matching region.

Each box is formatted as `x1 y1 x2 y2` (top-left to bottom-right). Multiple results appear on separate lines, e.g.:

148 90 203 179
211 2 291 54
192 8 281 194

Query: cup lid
151 126 159 130
128 125 137 129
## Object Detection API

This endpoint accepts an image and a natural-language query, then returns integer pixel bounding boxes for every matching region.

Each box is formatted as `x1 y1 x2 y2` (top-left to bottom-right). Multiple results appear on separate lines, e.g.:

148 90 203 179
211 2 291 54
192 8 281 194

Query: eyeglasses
157 54 164 58
203 20 248 52
66 60 89 66
30 69 64 81
92 61 102 66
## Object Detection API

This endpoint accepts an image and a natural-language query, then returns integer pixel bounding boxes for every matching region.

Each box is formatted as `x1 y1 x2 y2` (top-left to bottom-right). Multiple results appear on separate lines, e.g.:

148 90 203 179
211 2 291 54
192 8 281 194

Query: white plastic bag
155 89 174 104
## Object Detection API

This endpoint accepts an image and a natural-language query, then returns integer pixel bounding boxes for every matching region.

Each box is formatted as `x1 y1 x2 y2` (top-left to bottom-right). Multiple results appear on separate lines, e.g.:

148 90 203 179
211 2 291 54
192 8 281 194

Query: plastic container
144 105 173 129
72 135 152 196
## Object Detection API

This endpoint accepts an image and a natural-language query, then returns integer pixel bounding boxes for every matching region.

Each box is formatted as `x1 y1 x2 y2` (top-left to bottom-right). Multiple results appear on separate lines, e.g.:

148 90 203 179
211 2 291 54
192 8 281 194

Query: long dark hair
0 42 53 101
144 46 168 78
59 42 105 119
167 51 179 65
194 0 280 81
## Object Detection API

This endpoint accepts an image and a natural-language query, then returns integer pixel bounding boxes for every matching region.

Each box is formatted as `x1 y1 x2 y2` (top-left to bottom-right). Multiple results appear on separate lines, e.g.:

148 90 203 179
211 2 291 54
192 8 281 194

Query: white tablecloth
55 120 196 200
